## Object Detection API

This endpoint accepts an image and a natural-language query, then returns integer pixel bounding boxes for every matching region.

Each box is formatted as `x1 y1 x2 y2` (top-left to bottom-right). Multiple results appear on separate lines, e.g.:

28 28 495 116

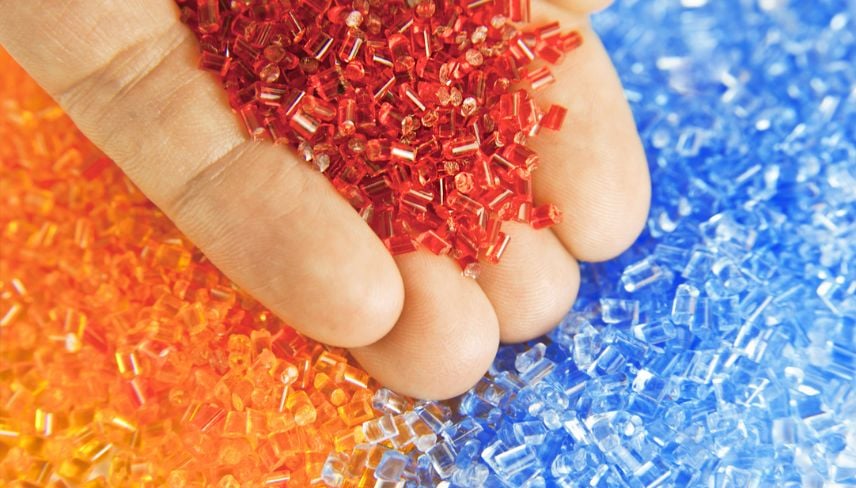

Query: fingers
170 142 405 348
477 223 580 343
529 5 651 261
0 0 646 401
350 252 500 400
0 0 405 347
546 0 615 13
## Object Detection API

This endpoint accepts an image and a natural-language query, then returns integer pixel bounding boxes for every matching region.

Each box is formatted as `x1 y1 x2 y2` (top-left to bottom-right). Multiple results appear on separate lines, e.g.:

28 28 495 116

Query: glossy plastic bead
527 66 556 91
303 29 335 61
199 52 231 77
375 450 409 481
529 203 562 229
339 30 365 63
196 0 220 33
337 98 357 136
540 105 567 131
442 135 480 159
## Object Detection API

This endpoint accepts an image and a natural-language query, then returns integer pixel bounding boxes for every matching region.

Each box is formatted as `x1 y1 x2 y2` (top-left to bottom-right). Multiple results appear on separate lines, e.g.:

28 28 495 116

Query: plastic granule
1 0 855 487
174 0 581 273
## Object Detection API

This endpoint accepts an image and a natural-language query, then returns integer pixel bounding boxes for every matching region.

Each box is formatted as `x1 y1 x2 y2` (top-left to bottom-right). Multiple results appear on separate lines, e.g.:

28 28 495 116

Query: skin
0 0 649 399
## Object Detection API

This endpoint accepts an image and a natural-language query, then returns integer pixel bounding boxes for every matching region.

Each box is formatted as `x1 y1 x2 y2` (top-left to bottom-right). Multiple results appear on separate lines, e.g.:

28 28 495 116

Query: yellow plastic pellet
57 457 91 483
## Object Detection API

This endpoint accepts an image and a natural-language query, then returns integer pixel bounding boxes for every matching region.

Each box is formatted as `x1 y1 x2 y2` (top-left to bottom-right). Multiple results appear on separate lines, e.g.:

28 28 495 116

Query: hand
0 0 649 399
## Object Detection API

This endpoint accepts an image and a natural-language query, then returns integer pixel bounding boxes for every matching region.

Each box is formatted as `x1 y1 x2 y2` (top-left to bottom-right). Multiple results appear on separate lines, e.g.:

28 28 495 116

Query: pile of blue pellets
323 0 856 486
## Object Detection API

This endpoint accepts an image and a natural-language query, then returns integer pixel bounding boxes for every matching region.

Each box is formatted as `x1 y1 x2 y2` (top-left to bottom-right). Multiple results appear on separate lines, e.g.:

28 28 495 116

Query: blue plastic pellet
374 450 409 482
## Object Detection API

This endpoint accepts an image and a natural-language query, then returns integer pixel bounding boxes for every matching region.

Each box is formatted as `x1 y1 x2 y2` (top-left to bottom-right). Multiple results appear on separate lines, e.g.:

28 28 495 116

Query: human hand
0 0 648 399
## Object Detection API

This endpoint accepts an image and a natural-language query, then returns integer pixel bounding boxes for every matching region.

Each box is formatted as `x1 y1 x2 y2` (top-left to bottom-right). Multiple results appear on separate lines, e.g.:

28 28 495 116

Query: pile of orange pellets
0 49 412 487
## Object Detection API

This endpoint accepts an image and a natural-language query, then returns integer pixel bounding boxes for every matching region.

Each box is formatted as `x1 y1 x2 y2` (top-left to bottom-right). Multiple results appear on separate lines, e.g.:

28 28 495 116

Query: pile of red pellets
176 0 580 276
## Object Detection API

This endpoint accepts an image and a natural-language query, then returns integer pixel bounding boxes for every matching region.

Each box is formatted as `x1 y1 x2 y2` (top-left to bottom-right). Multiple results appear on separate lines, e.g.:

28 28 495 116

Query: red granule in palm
176 0 580 277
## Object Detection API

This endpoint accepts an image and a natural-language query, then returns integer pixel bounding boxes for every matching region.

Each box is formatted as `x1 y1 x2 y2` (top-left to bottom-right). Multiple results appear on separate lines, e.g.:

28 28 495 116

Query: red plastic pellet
175 0 582 273
541 104 568 131
530 202 563 229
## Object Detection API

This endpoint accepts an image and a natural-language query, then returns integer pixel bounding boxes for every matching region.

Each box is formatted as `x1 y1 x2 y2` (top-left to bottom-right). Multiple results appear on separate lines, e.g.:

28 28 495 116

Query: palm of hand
0 0 648 399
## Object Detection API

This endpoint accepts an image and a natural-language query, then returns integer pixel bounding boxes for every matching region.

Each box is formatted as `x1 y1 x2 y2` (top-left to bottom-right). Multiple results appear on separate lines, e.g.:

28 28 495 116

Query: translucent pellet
512 421 547 445
601 298 640 324
486 442 539 478
426 442 457 479
374 450 409 482
671 283 700 325
404 411 438 452
514 343 546 374
621 258 672 293
321 452 348 487
632 320 676 345
362 414 398 443
451 463 490 487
